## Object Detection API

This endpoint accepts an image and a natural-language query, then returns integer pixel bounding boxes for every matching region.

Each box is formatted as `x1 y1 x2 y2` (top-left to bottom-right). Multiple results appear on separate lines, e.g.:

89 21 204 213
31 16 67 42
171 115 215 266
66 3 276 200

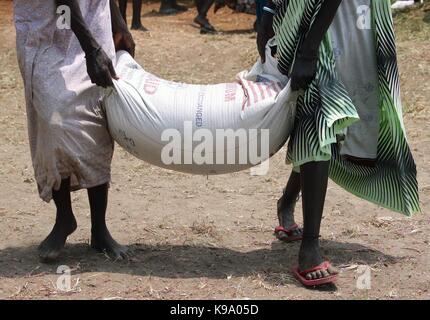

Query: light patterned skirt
273 0 420 215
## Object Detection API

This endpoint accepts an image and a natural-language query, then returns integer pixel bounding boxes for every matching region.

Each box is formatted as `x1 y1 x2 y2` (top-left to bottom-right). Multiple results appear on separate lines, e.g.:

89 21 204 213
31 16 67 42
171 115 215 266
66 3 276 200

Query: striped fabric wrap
272 0 420 215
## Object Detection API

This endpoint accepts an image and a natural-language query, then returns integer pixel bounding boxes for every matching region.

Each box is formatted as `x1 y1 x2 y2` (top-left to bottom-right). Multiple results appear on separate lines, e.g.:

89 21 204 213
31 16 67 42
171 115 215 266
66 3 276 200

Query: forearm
55 0 100 54
110 0 128 33
299 0 342 57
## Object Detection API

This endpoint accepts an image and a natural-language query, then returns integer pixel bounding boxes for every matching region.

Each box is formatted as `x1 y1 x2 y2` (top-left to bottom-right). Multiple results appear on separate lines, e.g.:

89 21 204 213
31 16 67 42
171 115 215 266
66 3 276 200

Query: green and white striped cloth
272 0 420 215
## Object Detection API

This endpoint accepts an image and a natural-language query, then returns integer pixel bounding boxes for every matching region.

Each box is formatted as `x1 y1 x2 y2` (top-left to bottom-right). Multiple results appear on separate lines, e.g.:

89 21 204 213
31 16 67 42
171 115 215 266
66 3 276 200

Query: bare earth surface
0 0 429 299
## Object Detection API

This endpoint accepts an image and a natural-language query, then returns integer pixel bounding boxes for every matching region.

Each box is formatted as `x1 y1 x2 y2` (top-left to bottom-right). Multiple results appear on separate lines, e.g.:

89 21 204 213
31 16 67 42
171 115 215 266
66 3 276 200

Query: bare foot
194 16 216 32
38 213 77 263
131 24 149 32
158 2 188 15
298 239 339 280
91 227 130 260
275 192 302 241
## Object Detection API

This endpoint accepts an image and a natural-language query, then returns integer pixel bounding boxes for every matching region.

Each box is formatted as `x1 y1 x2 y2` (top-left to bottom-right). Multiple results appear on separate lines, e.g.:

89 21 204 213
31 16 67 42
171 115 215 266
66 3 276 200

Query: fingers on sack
108 62 119 80
104 68 114 87
94 68 110 88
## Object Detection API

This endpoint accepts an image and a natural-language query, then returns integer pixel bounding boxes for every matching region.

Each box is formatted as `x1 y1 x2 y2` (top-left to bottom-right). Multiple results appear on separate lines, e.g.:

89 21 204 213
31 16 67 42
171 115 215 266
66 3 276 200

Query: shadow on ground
0 239 403 289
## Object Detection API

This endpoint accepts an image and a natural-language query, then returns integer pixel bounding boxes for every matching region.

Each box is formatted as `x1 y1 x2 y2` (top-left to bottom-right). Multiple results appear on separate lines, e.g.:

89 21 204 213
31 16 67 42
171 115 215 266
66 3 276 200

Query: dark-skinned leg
88 183 129 259
118 0 127 25
299 161 338 280
171 0 189 12
194 0 216 33
275 171 303 240
38 177 77 262
131 0 148 31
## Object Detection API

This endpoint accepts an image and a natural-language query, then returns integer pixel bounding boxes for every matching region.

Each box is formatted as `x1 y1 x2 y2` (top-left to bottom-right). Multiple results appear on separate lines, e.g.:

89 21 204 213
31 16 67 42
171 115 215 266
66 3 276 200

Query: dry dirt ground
0 0 429 300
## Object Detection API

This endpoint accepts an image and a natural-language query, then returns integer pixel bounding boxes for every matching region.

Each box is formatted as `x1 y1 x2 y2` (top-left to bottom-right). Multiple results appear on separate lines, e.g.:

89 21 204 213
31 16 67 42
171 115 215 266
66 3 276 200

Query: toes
108 250 124 261
39 250 61 263
109 246 130 261
293 228 303 236
321 269 330 278
275 231 287 240
278 231 287 239
304 269 334 281
120 248 131 260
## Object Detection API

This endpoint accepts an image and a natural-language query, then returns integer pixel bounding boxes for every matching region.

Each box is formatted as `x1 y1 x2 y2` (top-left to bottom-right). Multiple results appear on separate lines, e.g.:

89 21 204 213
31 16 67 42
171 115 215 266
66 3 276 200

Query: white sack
103 42 298 175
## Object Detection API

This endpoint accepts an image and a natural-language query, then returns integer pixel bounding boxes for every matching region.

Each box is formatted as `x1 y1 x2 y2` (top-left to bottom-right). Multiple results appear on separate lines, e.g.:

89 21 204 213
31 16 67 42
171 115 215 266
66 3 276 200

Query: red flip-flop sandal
274 224 303 242
292 261 338 287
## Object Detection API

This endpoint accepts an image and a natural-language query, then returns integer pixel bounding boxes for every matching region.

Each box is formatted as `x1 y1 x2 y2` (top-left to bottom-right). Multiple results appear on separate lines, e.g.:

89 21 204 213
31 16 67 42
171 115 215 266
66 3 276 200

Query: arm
290 0 342 90
300 0 342 58
256 0 276 63
110 0 136 57
55 0 117 87
56 0 99 54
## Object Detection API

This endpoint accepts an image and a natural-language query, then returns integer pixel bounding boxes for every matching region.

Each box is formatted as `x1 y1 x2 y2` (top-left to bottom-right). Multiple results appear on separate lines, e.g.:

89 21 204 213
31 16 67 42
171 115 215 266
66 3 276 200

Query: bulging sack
103 42 297 175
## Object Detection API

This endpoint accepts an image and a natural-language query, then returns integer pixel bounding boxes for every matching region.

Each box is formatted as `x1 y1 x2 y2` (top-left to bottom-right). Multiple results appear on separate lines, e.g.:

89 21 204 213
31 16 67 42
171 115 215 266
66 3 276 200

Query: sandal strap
274 224 299 234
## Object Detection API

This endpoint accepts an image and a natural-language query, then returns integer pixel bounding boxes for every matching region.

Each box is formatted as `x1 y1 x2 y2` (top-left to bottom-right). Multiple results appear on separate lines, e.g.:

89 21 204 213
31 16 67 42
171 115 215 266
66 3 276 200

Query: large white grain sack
103 42 298 175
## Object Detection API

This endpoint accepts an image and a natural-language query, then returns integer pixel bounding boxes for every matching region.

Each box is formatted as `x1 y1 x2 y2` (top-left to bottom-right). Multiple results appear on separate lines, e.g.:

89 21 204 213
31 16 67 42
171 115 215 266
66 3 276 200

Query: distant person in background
195 0 217 33
119 0 148 31
213 0 260 32
391 0 423 10
159 0 189 14
119 0 188 32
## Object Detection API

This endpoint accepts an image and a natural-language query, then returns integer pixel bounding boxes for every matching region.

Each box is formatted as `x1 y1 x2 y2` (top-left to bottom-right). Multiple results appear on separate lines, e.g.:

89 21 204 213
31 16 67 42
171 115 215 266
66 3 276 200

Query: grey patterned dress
14 0 116 202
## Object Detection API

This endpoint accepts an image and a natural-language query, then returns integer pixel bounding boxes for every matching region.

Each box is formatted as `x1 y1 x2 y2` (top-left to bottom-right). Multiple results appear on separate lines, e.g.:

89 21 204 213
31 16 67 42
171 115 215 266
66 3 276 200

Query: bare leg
194 0 216 33
38 178 77 262
275 171 303 240
88 184 129 260
118 0 127 25
131 0 148 31
298 161 338 280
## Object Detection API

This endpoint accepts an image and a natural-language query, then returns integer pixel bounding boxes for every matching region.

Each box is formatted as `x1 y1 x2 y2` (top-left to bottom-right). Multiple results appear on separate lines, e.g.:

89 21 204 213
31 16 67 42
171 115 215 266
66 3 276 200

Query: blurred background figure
211 0 258 33
119 0 148 31
392 0 423 10
119 0 188 32
195 0 217 33
159 0 189 15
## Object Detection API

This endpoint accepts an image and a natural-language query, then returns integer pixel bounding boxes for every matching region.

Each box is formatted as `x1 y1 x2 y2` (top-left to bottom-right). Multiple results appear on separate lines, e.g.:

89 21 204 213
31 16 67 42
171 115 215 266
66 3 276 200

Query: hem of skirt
289 161 421 215
289 155 332 173
289 116 360 172
329 177 421 216
40 174 112 203
326 116 359 133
